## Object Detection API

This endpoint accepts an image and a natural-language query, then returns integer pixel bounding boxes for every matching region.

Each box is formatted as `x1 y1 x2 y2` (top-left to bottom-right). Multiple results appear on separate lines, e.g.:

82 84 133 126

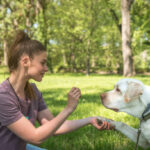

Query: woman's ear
124 82 143 103
20 55 30 67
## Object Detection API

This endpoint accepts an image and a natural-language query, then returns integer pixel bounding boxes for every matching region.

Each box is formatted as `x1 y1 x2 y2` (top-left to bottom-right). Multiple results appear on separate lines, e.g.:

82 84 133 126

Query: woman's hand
66 87 81 112
90 117 115 130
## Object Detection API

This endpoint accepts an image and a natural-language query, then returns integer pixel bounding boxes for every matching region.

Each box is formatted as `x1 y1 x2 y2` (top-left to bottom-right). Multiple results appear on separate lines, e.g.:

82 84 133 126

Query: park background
0 0 150 150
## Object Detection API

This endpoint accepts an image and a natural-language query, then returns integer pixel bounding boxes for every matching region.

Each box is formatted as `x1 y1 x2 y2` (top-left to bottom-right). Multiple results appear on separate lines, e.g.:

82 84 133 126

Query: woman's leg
26 144 47 150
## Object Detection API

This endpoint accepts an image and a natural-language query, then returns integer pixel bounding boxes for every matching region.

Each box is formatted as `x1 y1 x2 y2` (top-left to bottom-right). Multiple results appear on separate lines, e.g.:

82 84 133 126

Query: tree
0 0 36 65
1 0 149 75
35 0 54 73
121 0 134 76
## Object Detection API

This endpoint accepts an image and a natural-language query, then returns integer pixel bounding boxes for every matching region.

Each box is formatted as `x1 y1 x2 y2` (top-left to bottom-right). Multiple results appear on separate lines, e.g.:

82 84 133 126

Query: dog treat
97 119 103 126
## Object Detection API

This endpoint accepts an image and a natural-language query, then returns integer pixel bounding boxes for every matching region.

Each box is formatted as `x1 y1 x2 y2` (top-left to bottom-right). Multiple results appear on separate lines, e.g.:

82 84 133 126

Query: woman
0 30 111 150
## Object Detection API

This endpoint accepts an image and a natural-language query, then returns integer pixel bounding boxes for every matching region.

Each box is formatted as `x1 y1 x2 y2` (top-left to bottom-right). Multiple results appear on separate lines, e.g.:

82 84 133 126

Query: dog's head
100 78 146 118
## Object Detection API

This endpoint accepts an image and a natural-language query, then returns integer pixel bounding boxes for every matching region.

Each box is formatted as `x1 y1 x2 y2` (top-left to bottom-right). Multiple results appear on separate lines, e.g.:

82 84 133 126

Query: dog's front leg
110 121 149 149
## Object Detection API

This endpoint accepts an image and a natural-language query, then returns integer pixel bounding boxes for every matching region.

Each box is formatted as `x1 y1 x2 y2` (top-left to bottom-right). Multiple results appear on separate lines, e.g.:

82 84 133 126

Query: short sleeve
31 83 47 112
38 93 47 112
0 92 23 126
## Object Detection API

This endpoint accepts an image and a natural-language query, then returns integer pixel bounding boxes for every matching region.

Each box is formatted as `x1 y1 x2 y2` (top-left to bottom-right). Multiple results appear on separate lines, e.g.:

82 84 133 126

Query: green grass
0 66 150 150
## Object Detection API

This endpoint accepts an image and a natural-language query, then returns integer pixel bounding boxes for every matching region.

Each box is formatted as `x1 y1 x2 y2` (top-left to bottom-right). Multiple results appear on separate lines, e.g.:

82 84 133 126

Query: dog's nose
100 93 106 100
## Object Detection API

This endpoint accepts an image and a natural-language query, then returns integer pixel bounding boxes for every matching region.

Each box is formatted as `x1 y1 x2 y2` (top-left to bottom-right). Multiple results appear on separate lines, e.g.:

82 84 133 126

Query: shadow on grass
41 87 108 104
41 87 108 114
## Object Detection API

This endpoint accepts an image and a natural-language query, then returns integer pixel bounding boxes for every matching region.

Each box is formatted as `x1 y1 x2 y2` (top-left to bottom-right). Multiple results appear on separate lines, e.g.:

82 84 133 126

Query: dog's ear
124 82 143 103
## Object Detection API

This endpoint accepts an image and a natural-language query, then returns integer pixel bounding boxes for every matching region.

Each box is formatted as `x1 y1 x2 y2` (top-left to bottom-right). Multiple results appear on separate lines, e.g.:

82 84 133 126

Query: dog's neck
133 85 150 119
140 85 150 106
121 99 145 118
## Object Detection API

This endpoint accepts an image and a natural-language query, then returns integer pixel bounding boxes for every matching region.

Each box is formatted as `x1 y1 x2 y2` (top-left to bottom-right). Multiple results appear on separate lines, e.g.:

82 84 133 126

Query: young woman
0 30 111 150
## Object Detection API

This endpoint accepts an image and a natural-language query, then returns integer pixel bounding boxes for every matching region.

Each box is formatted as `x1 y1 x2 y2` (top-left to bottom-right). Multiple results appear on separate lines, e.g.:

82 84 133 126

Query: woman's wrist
64 106 74 114
88 117 95 124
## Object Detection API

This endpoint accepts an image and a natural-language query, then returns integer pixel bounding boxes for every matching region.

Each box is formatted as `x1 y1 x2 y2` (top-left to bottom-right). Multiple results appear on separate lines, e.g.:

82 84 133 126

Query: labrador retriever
100 78 150 149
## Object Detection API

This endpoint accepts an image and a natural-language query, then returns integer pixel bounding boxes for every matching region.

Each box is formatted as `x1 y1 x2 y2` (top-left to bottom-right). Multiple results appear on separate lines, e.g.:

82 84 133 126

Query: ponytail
25 81 37 100
8 30 46 100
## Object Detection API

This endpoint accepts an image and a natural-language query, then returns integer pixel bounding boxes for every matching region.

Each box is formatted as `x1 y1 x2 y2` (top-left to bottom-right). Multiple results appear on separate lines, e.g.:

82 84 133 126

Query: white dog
100 78 150 149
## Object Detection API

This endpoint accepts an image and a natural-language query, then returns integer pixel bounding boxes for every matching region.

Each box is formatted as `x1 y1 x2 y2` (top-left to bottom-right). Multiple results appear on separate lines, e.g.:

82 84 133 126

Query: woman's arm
38 113 92 135
38 110 113 135
54 117 113 135
37 108 93 135
37 109 93 135
37 109 54 125
7 107 73 144
7 87 81 145
54 118 92 135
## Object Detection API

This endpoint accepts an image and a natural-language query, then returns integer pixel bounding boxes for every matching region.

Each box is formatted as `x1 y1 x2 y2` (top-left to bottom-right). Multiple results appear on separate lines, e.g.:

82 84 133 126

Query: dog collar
135 103 150 150
142 103 150 121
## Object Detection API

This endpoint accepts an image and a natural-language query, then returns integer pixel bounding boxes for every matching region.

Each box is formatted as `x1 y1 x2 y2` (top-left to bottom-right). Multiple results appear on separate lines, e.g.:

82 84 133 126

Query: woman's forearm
54 117 93 135
34 107 73 143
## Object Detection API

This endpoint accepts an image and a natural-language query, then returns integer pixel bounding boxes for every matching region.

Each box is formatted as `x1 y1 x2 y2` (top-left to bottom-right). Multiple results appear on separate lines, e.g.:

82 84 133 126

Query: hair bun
15 30 30 44
9 30 30 51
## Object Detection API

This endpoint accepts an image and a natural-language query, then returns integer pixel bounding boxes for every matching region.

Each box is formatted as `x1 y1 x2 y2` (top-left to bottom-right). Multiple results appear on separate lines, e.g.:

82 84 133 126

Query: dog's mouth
105 106 119 112
111 108 119 112
100 94 119 112
103 103 119 112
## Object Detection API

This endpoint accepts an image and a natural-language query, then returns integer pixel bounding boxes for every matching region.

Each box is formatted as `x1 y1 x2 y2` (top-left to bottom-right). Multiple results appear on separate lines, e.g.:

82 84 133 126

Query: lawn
0 66 150 150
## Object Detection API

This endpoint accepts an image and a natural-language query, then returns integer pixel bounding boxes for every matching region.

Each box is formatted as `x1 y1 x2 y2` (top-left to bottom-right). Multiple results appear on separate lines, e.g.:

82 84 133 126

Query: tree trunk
71 53 77 73
41 1 53 73
86 53 90 75
3 39 8 66
62 52 67 66
86 39 90 76
121 0 134 77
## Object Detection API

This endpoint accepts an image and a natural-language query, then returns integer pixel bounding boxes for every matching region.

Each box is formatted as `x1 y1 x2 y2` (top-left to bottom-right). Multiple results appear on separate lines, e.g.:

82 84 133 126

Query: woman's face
27 51 48 82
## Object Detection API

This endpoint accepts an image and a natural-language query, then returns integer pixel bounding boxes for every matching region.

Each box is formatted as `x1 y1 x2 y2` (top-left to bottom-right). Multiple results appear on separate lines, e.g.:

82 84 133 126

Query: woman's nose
45 65 48 72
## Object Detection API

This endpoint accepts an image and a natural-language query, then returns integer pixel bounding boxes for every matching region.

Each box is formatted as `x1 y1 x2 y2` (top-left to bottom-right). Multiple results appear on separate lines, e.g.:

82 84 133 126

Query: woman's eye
41 61 45 65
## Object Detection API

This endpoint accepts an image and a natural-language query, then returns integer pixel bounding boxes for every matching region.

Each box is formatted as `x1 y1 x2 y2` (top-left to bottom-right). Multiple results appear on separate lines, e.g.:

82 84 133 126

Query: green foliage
134 50 150 72
0 0 150 73
131 0 150 55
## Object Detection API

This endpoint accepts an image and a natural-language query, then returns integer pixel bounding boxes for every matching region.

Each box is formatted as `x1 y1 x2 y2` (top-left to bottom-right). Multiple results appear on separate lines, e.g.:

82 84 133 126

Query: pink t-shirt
0 79 47 150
